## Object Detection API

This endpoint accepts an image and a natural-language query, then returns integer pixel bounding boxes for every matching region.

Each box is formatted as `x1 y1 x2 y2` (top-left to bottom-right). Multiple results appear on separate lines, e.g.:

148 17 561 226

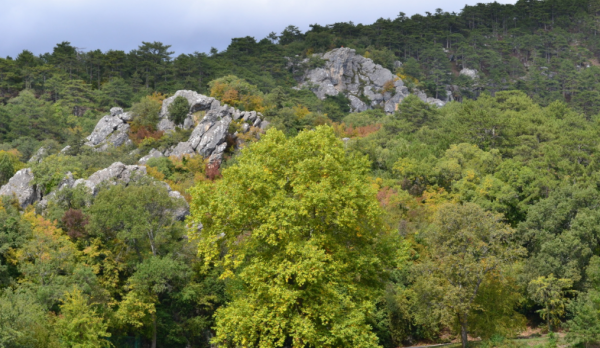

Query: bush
129 125 164 145
168 96 189 125
323 93 351 122
61 209 89 239
146 157 175 179
30 154 83 194
0 150 24 186
131 96 161 128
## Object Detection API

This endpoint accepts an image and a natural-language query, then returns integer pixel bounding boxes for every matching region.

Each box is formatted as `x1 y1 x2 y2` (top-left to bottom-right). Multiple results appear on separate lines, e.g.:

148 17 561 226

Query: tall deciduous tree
412 203 525 348
189 126 397 348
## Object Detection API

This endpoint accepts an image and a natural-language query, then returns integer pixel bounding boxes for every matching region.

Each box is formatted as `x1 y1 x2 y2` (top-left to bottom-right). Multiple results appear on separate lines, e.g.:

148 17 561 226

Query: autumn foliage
209 75 266 113
61 208 89 239
332 122 381 138
129 125 164 145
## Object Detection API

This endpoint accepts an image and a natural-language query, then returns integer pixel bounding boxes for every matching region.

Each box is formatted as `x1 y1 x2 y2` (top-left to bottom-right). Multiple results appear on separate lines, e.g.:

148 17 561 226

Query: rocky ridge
85 90 268 165
1 90 271 218
0 162 189 220
296 48 447 113
145 90 269 165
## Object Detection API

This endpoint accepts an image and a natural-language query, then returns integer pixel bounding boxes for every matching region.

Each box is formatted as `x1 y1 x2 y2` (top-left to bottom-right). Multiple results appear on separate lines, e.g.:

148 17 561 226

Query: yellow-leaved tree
189 126 403 348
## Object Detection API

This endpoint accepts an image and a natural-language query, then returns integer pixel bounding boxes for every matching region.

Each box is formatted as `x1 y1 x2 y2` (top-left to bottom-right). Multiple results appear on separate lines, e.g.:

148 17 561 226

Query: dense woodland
4 0 600 347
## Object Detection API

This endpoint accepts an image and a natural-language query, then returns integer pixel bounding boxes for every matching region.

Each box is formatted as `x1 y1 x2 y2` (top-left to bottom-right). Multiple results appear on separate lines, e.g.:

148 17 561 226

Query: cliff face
296 48 446 113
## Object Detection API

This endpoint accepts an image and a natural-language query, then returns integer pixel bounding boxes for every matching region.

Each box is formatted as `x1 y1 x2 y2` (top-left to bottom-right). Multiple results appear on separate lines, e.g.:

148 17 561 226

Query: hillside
2 0 600 347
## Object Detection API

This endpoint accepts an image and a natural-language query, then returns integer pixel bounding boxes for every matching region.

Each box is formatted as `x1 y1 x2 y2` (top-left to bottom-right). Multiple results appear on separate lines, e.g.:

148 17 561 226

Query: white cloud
0 0 517 57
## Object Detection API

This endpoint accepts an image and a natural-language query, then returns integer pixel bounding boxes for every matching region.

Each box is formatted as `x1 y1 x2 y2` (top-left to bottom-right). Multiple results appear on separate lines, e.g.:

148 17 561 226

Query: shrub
0 150 24 186
61 209 89 239
205 162 221 181
129 125 164 145
146 157 175 179
168 96 189 125
130 96 161 128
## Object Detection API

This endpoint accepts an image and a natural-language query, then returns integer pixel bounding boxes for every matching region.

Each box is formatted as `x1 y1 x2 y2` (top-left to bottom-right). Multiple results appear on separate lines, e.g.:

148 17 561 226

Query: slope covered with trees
3 0 600 347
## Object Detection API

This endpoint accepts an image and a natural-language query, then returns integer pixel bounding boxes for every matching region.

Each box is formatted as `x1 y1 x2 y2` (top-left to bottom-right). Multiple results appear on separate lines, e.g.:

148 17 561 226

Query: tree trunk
152 313 157 348
547 305 552 333
461 316 469 348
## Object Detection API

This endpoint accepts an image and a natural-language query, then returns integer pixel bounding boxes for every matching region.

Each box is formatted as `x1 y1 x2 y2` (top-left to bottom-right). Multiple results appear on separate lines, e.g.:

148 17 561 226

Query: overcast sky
1 0 517 58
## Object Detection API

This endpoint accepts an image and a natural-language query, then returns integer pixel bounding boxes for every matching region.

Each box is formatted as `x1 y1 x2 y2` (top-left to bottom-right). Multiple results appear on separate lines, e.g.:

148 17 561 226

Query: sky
1 0 517 58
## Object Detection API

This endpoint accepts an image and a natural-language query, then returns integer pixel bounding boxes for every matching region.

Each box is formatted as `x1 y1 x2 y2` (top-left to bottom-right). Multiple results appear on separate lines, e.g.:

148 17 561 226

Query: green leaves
167 96 189 126
55 288 112 348
528 274 574 331
190 126 395 348
411 203 526 348
88 181 186 260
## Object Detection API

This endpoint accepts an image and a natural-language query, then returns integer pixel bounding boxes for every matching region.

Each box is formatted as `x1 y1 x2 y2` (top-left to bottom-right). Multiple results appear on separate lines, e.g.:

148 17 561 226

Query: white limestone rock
297 47 408 114
0 168 40 208
460 68 479 79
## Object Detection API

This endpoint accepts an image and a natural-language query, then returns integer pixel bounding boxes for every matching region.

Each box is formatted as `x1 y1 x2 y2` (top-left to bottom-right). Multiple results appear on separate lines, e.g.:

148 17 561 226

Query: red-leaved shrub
129 125 164 145
61 209 89 239
206 162 221 181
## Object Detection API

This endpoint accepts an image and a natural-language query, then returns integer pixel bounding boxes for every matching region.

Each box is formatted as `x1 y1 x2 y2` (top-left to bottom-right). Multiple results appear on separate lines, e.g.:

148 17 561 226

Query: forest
3 0 600 347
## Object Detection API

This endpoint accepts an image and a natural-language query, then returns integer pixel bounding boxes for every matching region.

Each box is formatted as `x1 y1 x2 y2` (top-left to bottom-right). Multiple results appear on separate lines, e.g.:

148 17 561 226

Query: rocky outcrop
71 162 188 220
0 168 40 208
72 162 146 196
28 147 48 164
80 91 267 164
35 162 148 209
296 48 447 113
85 107 133 151
152 92 268 163
296 48 410 113
157 90 218 132
1 161 188 219
36 162 188 220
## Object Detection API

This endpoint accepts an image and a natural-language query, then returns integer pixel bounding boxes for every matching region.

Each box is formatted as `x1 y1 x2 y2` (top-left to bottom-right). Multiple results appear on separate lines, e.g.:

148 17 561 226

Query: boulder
195 116 231 157
118 112 134 122
167 190 189 221
460 68 479 79
0 168 40 208
74 162 146 196
60 146 71 154
37 172 75 210
415 90 447 108
86 115 124 146
349 95 368 113
96 123 131 151
138 149 165 164
167 142 195 157
110 107 123 117
28 147 47 163
208 143 228 165
85 110 132 150
426 97 447 108
259 120 270 131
